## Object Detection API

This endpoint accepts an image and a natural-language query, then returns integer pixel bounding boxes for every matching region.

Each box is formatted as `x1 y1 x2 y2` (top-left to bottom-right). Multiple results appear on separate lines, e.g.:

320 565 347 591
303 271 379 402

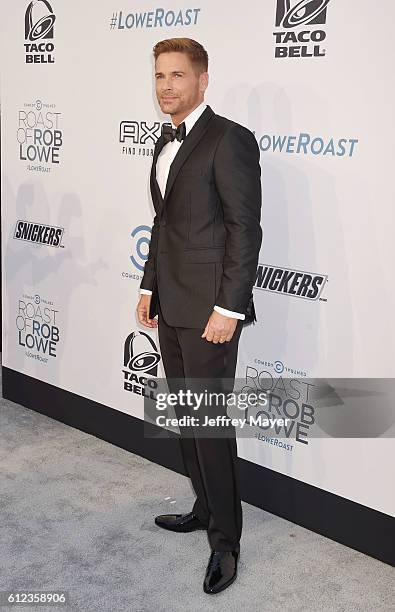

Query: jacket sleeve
139 211 159 291
213 122 263 313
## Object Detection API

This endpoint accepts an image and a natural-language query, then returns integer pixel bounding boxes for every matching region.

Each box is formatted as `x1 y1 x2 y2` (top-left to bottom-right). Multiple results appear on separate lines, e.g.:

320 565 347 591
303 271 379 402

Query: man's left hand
201 310 238 343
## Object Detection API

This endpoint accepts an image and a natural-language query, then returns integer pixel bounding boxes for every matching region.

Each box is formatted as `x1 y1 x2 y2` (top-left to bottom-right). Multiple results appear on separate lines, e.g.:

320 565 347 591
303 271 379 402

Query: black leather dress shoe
203 550 239 594
154 511 208 532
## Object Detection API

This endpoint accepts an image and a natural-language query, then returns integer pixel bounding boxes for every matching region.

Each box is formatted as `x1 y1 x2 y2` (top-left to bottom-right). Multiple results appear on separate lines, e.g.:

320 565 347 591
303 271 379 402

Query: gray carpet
1 370 394 611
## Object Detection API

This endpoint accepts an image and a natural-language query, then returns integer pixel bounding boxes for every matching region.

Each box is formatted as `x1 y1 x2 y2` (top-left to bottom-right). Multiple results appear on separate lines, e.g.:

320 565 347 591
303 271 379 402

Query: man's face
155 51 208 120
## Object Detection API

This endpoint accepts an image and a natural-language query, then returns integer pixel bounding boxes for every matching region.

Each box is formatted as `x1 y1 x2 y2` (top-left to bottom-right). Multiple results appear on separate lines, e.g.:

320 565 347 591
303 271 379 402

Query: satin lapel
150 134 166 211
163 105 215 202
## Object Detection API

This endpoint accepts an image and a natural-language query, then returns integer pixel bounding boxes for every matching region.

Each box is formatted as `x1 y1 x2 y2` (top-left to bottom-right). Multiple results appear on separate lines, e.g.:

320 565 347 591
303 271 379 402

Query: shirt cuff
140 289 153 295
214 305 245 320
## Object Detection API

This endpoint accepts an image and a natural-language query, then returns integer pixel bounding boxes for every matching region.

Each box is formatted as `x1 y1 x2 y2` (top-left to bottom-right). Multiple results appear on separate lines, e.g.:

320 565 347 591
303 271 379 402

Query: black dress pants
157 293 243 552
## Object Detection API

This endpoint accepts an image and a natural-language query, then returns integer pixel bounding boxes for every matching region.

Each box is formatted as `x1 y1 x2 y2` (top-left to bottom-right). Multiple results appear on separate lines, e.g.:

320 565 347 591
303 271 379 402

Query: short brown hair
153 38 208 74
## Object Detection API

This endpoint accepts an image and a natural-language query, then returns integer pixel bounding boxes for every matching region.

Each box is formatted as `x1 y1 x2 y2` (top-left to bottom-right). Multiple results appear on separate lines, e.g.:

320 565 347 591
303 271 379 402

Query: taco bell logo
24 0 56 64
122 330 161 398
273 0 330 59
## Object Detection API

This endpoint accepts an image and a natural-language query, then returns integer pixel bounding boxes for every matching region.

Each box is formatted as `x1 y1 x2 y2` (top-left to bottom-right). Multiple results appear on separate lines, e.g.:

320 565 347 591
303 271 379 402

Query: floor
1 367 394 611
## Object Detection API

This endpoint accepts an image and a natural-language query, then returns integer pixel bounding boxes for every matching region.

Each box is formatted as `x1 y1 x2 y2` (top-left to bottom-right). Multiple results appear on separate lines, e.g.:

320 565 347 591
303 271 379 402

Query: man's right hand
136 294 158 328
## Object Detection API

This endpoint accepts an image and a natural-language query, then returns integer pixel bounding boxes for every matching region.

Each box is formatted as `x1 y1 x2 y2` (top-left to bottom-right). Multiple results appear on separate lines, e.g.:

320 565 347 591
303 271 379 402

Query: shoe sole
155 522 207 532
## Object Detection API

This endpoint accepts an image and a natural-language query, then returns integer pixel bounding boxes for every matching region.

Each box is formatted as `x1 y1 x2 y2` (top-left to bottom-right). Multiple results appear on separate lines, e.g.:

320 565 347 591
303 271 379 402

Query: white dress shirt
140 101 245 320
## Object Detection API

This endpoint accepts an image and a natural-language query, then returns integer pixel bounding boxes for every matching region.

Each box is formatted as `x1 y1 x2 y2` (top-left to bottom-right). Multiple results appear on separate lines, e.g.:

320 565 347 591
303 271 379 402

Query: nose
161 76 173 91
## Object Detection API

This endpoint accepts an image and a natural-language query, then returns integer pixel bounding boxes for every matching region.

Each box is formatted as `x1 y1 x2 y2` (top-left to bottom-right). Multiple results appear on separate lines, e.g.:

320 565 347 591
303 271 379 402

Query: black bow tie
161 122 186 144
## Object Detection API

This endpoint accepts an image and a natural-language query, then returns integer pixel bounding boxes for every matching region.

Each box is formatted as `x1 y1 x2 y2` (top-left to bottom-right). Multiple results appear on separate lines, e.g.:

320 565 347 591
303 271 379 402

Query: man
136 38 262 594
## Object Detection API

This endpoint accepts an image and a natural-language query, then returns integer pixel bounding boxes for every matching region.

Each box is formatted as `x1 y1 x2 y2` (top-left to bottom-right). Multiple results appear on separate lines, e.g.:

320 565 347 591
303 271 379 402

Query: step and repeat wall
1 1 394 521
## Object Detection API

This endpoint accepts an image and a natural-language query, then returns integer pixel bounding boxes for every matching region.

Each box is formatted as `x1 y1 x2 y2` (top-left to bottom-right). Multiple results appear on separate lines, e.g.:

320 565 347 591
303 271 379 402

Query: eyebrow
155 70 186 76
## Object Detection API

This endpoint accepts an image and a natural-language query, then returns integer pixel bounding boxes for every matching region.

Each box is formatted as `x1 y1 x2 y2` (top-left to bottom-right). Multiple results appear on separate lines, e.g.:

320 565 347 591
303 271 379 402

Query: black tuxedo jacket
140 104 262 329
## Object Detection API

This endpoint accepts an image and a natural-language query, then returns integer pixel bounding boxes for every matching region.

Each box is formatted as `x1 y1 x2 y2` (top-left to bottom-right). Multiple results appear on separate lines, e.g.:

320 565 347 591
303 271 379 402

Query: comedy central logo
273 0 330 58
255 264 327 300
122 331 161 398
25 0 56 64
120 120 162 157
130 225 151 272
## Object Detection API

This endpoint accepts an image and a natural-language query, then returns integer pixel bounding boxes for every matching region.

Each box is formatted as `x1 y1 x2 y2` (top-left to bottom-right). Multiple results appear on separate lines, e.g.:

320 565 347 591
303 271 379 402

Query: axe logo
120 120 163 157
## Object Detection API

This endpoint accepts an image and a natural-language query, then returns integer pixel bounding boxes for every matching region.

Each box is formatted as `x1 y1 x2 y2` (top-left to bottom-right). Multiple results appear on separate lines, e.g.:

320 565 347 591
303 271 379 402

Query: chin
160 102 175 112
164 106 180 116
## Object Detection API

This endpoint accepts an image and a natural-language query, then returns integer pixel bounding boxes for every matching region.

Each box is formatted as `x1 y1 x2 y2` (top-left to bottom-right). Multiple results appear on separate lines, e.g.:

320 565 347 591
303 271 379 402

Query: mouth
161 97 177 102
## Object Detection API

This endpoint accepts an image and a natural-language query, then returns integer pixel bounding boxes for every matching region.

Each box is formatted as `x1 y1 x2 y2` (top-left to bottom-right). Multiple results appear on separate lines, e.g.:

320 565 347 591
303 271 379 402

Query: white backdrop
1 1 394 518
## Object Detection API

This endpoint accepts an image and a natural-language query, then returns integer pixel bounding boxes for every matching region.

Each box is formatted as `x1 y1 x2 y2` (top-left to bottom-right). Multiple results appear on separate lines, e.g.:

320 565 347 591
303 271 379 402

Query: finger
201 321 210 338
205 327 214 342
211 330 223 344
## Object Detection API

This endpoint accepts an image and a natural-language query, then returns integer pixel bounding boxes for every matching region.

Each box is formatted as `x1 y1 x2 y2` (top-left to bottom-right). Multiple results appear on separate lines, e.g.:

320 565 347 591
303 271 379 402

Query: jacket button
160 220 166 226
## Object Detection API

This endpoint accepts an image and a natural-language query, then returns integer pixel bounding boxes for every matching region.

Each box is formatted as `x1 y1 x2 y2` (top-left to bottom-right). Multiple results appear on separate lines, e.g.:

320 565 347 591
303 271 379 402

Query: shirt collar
171 101 207 136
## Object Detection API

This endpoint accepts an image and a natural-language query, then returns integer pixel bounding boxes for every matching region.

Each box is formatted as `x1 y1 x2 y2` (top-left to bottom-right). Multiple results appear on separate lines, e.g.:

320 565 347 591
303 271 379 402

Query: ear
199 71 209 93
